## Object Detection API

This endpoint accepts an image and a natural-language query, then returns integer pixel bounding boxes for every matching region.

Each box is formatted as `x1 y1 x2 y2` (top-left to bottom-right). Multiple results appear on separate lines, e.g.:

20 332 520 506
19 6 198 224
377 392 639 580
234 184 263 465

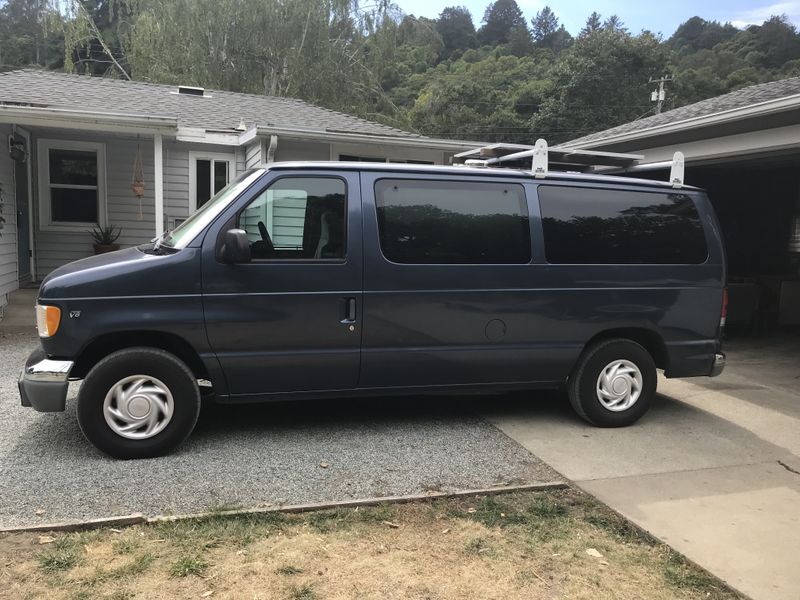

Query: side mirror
221 229 251 264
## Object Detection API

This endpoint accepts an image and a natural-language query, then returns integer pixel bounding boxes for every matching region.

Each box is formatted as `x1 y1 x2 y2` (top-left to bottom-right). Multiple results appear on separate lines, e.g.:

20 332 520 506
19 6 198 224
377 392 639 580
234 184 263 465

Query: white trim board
36 138 107 233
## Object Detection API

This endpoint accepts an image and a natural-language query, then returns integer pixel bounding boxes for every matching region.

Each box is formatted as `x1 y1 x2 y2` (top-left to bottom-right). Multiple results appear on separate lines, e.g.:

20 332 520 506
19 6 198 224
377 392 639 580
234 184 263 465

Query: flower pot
94 243 120 255
131 181 145 197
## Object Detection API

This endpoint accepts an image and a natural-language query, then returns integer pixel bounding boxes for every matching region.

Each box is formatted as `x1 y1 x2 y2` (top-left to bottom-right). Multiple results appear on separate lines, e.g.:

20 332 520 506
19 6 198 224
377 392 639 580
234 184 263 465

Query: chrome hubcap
596 359 642 412
103 375 174 440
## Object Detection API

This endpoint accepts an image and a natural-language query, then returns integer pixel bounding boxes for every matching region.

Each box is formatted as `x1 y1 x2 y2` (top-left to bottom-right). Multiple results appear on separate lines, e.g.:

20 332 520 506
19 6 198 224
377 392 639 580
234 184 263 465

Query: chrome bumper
709 352 726 377
18 350 73 412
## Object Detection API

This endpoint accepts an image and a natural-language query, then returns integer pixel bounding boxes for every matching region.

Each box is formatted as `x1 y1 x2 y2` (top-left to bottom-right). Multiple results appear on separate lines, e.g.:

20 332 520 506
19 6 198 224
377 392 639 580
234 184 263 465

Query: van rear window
375 179 531 264
538 186 708 265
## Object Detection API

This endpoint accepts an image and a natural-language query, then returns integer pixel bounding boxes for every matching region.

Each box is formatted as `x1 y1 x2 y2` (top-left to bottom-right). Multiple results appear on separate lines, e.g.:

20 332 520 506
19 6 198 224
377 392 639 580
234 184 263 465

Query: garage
563 77 800 337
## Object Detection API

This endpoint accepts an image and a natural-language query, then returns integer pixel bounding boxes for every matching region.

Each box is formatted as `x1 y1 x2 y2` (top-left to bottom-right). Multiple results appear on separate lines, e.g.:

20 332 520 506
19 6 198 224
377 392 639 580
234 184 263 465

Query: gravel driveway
0 327 559 529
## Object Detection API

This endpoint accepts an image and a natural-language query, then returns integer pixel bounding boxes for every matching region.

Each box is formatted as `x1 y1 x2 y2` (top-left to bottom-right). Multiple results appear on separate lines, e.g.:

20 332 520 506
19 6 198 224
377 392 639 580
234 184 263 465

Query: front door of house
13 136 31 282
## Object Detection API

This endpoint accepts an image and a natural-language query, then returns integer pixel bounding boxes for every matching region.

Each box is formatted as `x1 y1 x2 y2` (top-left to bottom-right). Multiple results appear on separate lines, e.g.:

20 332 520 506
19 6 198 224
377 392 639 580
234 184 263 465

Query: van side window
238 177 346 260
375 179 531 264
539 186 708 264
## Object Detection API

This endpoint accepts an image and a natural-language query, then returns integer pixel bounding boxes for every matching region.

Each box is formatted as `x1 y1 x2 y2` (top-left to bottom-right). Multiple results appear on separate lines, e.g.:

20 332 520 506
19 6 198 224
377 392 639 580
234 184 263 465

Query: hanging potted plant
89 224 122 254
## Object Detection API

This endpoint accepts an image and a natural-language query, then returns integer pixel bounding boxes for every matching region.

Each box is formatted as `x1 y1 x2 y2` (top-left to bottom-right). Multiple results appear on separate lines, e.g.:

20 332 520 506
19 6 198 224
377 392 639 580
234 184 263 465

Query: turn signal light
35 304 61 338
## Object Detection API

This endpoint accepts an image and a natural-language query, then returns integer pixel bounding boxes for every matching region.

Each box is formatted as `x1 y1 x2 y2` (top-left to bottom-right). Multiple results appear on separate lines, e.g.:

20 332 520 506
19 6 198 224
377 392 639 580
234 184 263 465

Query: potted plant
89 224 122 254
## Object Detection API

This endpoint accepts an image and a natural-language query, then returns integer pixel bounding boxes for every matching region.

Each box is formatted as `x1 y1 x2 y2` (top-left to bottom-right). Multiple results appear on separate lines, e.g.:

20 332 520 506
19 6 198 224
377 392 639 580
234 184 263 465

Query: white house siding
0 124 19 310
276 140 331 162
245 140 263 169
32 131 156 276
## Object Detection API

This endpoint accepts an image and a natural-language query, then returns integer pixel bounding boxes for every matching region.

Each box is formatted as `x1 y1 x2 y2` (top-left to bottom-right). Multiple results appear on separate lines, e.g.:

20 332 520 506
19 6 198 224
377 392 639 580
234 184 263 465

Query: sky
395 0 800 37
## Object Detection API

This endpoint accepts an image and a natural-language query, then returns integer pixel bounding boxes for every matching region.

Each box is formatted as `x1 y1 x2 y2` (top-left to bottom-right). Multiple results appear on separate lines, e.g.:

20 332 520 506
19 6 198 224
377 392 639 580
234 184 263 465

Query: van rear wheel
77 347 201 459
567 339 656 427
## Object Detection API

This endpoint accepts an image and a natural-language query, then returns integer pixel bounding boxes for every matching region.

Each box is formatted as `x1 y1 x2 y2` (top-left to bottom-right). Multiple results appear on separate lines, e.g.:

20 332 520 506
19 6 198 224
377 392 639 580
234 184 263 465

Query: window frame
188 151 237 213
373 177 533 266
235 174 349 263
37 139 106 232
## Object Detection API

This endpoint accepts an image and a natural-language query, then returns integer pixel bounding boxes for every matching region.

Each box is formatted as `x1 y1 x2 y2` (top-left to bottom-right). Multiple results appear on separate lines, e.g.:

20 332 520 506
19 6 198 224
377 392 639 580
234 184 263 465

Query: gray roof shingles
0 69 420 138
568 76 800 146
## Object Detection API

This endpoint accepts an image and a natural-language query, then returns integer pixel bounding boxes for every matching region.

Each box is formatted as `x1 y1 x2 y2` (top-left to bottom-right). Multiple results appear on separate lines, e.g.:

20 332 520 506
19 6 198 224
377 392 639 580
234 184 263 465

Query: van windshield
161 169 264 249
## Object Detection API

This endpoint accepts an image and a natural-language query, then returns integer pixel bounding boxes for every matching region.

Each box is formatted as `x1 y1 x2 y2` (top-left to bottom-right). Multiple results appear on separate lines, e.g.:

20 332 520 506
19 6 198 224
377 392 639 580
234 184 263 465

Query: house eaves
239 124 481 152
561 92 800 150
0 104 178 134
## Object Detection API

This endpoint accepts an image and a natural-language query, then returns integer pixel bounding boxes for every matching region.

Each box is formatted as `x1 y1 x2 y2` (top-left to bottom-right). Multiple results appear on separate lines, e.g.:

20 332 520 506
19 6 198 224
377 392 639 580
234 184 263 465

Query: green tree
580 12 602 38
0 0 64 70
478 0 527 46
532 28 668 142
436 6 476 57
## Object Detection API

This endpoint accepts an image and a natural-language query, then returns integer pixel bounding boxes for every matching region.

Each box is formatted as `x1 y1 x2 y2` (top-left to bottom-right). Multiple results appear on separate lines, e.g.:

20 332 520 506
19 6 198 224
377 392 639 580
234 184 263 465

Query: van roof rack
452 139 686 188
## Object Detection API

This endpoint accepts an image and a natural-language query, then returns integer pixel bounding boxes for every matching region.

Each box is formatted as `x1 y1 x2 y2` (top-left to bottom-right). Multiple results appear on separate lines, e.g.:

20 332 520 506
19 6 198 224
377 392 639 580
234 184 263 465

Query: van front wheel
77 347 201 459
567 339 656 427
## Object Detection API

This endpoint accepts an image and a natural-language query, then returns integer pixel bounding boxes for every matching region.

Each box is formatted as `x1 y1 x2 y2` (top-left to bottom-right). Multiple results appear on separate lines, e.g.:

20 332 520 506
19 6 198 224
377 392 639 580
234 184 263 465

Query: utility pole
649 75 672 114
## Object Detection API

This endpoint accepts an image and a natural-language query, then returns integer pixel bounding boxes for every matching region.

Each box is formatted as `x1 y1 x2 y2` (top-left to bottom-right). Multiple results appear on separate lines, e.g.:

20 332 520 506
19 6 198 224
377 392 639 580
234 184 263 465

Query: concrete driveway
486 336 800 600
0 327 559 530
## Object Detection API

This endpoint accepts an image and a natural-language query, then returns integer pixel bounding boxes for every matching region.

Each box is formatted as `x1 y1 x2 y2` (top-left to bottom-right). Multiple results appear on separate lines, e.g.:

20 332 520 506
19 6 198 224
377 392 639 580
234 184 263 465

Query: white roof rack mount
452 139 686 186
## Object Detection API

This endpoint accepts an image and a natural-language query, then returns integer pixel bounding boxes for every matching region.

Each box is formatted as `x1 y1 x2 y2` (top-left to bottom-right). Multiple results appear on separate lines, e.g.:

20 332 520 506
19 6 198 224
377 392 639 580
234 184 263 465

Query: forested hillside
2 0 800 142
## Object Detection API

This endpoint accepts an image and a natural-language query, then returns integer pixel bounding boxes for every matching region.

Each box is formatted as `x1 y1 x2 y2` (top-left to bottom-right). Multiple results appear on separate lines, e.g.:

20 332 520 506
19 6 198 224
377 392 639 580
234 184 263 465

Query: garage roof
565 76 800 148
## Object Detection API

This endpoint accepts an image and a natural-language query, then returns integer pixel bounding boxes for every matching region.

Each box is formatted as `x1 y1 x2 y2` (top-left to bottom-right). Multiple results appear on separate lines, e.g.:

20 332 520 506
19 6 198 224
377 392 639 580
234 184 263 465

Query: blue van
19 158 727 458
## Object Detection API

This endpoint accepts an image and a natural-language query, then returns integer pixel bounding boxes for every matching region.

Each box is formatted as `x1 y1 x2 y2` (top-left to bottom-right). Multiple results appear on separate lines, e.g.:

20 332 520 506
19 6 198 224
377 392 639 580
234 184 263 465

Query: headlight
35 304 61 338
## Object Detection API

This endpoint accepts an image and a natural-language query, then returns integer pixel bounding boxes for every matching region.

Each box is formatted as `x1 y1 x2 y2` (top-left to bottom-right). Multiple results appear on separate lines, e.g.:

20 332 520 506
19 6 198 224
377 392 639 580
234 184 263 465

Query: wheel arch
583 327 669 371
71 330 209 381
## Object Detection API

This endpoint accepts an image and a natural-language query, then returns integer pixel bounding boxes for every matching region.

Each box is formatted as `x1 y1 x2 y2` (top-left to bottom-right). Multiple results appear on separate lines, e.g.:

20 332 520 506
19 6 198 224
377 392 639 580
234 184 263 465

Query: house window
190 152 235 212
38 140 105 231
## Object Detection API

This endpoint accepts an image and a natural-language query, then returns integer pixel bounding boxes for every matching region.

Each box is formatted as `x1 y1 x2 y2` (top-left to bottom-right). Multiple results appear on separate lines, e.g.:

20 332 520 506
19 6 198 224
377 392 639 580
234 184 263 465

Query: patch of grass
169 555 208 578
468 497 508 528
111 538 139 555
664 553 730 598
584 511 653 545
276 565 303 576
153 511 287 548
289 584 318 600
464 536 494 557
306 504 395 532
206 502 244 514
526 496 567 519
37 536 82 573
113 553 154 578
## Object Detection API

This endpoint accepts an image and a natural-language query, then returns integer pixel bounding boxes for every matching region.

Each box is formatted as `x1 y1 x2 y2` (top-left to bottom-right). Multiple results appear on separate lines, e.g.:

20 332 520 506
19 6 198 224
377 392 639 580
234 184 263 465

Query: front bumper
709 352 726 377
18 349 73 412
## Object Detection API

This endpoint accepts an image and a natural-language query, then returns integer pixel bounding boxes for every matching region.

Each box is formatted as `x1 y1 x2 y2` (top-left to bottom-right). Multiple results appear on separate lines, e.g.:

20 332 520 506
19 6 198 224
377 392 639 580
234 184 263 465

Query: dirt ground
0 489 740 600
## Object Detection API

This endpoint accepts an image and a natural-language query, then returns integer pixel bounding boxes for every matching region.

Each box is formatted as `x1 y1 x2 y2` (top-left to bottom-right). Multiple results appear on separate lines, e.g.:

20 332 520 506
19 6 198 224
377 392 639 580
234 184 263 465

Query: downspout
264 135 278 165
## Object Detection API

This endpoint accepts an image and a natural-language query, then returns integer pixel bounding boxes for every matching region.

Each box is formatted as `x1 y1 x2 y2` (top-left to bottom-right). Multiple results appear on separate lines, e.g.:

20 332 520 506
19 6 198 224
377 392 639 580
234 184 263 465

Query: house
0 69 476 313
563 77 800 330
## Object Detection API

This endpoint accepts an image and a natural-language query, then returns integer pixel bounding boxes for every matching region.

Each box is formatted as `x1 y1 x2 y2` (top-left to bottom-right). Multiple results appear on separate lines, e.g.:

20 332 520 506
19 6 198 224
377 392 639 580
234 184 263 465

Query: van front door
202 172 362 398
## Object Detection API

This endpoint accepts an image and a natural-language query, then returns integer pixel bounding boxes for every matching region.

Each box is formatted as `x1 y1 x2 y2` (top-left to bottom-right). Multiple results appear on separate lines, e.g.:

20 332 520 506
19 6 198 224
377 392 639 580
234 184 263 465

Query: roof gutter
0 105 178 134
239 125 480 152
561 92 800 150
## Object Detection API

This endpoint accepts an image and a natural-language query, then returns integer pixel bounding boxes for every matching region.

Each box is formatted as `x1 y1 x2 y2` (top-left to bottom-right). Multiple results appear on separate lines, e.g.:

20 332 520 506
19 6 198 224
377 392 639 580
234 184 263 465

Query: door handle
342 297 357 323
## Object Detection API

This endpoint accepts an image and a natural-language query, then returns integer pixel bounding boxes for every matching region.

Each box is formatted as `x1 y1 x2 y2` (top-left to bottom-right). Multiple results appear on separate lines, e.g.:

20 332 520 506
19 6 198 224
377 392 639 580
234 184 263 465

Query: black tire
77 347 201 459
567 339 656 427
